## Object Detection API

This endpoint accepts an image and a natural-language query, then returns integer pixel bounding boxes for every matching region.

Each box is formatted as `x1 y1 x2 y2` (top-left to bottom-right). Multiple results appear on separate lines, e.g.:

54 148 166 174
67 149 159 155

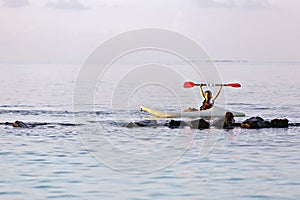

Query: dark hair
204 90 212 97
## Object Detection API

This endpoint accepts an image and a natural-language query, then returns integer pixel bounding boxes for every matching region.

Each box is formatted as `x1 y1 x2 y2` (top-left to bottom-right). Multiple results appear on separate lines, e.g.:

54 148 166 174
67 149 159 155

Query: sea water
0 63 299 199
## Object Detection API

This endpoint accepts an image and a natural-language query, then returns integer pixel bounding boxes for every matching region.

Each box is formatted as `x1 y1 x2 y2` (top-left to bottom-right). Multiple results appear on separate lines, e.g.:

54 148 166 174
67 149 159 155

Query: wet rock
165 120 187 129
241 117 271 129
124 122 139 128
190 119 210 129
271 118 289 128
223 123 241 129
135 120 158 127
124 120 158 128
12 121 29 128
288 123 300 127
4 122 13 126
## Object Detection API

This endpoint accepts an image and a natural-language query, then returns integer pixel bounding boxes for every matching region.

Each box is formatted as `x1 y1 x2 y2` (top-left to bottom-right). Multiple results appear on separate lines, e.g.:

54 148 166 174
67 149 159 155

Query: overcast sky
0 0 299 64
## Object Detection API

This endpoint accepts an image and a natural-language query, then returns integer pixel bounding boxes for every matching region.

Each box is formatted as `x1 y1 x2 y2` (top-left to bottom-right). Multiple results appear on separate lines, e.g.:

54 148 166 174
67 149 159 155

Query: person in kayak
199 84 222 110
184 84 222 112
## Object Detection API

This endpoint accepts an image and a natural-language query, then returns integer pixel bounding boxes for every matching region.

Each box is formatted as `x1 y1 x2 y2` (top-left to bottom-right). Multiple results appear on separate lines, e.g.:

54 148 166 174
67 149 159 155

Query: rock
165 120 187 129
271 118 289 128
124 122 139 128
12 121 29 128
4 122 13 126
241 117 271 129
124 120 158 128
288 123 300 127
135 120 158 127
190 119 210 129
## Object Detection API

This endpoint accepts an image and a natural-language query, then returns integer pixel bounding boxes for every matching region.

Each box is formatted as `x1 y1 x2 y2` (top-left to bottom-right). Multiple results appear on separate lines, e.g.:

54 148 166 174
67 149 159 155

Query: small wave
252 107 270 110
0 104 35 108
0 109 72 116
0 109 113 116
0 122 81 127
226 103 253 106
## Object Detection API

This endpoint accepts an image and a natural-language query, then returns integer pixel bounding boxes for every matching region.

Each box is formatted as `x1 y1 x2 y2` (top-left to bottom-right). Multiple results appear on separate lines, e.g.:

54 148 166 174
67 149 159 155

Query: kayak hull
140 106 245 119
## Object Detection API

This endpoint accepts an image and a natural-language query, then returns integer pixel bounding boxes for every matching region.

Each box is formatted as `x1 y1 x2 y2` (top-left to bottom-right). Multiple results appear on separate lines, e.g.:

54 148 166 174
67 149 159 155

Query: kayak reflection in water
184 84 222 112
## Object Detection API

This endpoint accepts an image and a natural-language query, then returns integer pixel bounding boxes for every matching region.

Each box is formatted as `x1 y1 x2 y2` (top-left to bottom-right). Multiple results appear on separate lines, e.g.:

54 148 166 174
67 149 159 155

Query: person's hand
200 83 203 87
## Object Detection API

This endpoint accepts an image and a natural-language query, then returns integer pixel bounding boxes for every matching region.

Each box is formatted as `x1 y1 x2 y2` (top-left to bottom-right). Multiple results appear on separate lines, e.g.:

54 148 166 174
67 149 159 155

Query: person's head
204 90 212 100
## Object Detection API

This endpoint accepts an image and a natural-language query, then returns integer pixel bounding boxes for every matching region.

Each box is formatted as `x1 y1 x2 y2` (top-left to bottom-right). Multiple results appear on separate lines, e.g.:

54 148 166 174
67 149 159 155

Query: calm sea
0 62 299 199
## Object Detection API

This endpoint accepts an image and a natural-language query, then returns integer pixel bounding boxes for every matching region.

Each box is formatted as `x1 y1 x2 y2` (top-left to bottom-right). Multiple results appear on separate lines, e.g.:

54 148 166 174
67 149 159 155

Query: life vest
200 99 212 110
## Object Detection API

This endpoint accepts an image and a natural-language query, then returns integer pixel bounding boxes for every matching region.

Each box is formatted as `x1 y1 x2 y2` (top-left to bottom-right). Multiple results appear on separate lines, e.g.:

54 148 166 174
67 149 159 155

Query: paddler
184 84 222 112
199 84 222 110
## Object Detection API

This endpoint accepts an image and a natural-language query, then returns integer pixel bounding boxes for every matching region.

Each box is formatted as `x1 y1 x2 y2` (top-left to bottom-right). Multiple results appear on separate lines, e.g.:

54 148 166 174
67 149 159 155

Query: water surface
0 63 299 199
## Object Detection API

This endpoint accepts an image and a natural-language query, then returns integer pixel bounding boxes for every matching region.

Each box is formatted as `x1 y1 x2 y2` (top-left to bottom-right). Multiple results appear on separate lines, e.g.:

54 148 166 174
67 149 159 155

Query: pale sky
0 0 299 63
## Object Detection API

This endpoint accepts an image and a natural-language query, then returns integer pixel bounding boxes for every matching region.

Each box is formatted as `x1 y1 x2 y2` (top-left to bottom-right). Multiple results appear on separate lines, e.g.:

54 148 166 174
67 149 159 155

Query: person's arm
212 85 222 101
199 84 205 99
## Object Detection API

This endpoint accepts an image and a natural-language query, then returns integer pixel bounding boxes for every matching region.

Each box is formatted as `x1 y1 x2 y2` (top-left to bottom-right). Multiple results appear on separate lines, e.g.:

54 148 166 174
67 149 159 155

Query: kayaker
184 84 222 112
199 84 222 110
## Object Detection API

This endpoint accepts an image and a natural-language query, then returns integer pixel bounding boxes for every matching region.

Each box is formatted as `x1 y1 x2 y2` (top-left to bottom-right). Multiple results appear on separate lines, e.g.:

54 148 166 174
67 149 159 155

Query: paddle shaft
195 83 227 86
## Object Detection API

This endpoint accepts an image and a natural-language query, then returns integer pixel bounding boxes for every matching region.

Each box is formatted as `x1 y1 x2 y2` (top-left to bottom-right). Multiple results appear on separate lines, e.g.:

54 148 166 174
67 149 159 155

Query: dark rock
4 122 12 126
264 121 272 128
190 119 210 129
271 118 289 128
165 120 187 129
288 123 300 127
124 120 158 128
135 120 158 127
12 121 29 128
241 117 271 129
224 123 241 129
124 122 138 128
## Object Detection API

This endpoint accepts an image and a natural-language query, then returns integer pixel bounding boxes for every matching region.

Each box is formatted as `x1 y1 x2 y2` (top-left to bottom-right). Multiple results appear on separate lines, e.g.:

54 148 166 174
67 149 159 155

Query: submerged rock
124 120 158 128
241 117 290 129
124 122 138 128
3 121 80 128
288 123 300 127
12 121 29 128
271 118 289 128
165 120 187 129
241 117 271 129
190 119 210 129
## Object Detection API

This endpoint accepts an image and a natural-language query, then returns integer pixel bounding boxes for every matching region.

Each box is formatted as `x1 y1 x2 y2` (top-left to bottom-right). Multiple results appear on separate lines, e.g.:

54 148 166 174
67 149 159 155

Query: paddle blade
183 82 195 88
226 83 241 88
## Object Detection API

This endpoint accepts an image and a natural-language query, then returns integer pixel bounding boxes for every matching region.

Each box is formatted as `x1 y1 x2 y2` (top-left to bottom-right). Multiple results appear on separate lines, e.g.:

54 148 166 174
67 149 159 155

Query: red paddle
183 81 241 88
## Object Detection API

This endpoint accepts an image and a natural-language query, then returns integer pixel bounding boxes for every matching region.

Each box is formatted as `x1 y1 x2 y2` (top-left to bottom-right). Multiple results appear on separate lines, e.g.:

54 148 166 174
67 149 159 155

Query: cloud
192 0 271 10
46 0 87 10
2 0 30 8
